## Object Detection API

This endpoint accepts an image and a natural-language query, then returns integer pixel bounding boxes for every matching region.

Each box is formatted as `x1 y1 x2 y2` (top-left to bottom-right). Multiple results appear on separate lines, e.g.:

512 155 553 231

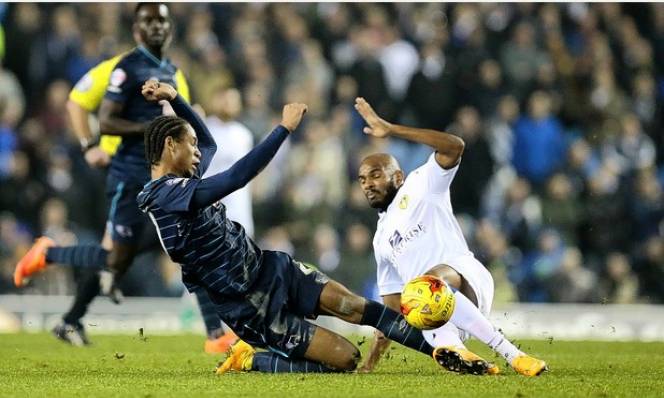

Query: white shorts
422 255 495 345
445 255 494 316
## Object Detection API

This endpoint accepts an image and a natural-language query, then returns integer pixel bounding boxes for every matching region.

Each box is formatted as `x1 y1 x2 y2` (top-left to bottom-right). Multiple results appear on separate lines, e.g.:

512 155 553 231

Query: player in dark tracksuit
136 80 478 374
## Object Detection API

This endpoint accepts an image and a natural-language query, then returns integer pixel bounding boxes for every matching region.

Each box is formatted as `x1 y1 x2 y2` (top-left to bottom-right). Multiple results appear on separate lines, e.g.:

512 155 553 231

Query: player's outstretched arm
354 97 464 169
186 103 307 209
160 102 305 210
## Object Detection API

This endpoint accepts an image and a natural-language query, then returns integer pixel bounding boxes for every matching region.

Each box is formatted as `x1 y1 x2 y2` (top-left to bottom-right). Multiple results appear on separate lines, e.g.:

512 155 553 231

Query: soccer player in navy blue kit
137 80 487 374
14 3 232 351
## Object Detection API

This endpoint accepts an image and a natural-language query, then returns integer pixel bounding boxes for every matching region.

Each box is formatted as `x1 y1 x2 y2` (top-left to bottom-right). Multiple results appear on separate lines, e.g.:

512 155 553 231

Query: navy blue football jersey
104 46 185 183
137 176 263 296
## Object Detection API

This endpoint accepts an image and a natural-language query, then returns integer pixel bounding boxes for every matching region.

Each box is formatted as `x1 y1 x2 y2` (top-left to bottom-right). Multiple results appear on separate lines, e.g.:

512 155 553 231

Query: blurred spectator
404 40 458 130
540 173 582 245
547 247 597 303
39 80 71 140
379 25 419 102
0 63 25 130
512 91 567 186
469 59 506 117
258 226 295 256
349 26 393 120
202 85 255 237
473 220 518 305
486 95 519 167
581 166 630 257
335 223 374 293
485 175 542 251
3 3 42 107
500 22 549 101
0 151 47 231
599 252 639 304
312 223 340 273
1 3 663 303
565 138 601 194
634 237 664 303
603 113 656 174
448 106 493 217
287 118 347 218
629 169 664 243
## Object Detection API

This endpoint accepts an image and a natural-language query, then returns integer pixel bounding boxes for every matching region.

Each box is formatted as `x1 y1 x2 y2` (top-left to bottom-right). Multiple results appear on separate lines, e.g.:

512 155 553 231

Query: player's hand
142 80 177 102
354 97 393 138
159 100 176 116
280 103 308 133
356 362 375 374
84 146 111 168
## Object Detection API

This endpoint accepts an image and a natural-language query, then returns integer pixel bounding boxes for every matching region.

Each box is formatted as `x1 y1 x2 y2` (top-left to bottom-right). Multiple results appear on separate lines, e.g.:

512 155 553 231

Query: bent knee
426 264 462 289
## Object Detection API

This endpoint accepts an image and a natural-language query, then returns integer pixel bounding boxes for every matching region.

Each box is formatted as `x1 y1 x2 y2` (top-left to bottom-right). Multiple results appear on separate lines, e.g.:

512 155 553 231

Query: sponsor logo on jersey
388 223 426 262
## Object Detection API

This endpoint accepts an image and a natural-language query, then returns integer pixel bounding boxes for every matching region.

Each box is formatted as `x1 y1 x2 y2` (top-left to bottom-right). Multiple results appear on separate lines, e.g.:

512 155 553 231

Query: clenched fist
142 80 177 102
280 103 308 133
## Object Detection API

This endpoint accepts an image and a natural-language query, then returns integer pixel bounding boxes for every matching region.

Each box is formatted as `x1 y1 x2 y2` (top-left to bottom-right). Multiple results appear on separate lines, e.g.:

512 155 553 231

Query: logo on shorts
285 334 301 350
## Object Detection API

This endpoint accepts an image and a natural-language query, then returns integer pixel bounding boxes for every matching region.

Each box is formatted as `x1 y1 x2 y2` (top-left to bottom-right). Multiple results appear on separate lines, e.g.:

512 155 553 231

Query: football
400 275 456 330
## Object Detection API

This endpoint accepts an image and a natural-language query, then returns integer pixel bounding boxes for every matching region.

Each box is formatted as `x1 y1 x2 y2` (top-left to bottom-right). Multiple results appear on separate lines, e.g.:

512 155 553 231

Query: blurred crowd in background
0 3 662 305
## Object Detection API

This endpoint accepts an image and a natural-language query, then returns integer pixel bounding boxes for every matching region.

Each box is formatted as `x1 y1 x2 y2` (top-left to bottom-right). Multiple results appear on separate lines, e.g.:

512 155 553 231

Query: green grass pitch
2 333 664 397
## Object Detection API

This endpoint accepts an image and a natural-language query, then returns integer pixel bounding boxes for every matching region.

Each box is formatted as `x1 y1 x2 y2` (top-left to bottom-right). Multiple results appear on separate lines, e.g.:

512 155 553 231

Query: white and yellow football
400 275 456 330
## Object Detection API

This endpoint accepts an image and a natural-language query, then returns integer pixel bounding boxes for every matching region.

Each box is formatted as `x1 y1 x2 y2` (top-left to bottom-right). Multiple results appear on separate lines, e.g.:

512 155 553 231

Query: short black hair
145 115 189 166
134 3 168 19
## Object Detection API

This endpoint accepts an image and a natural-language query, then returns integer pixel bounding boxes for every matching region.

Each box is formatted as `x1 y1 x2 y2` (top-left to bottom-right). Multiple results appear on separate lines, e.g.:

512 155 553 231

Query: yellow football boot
511 354 548 376
215 339 255 374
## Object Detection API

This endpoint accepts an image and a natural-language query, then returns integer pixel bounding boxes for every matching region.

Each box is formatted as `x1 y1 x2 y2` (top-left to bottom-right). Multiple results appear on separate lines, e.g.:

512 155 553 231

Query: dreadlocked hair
145 115 189 166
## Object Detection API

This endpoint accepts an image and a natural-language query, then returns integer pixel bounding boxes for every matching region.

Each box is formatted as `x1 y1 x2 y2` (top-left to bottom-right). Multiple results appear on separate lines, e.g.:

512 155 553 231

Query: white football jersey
202 116 255 237
373 153 473 296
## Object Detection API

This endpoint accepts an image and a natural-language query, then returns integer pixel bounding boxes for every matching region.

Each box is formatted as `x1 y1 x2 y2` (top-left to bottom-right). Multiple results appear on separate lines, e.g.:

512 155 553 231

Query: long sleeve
170 95 217 176
189 125 289 209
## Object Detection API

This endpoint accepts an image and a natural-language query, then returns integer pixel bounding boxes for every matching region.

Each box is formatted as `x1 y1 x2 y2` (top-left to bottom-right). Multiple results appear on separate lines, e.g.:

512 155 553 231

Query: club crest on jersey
399 195 409 209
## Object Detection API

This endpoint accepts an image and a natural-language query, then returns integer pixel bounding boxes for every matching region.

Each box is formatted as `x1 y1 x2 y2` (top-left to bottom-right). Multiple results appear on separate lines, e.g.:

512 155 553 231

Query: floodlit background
0 3 662 337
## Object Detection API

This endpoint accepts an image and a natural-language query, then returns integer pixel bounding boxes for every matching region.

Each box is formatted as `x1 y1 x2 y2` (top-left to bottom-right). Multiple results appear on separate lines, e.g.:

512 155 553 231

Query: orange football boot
205 330 239 354
14 237 55 287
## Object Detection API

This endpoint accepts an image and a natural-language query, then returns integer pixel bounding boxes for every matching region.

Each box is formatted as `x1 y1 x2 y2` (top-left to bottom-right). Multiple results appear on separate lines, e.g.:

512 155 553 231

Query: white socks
449 290 524 363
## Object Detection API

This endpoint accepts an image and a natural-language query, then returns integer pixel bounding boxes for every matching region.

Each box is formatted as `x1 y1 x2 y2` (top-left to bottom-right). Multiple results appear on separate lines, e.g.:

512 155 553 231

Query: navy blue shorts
105 174 149 244
213 251 330 359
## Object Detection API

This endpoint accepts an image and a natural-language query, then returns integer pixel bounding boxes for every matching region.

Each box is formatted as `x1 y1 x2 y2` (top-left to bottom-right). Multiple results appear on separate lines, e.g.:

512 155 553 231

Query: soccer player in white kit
354 97 547 376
